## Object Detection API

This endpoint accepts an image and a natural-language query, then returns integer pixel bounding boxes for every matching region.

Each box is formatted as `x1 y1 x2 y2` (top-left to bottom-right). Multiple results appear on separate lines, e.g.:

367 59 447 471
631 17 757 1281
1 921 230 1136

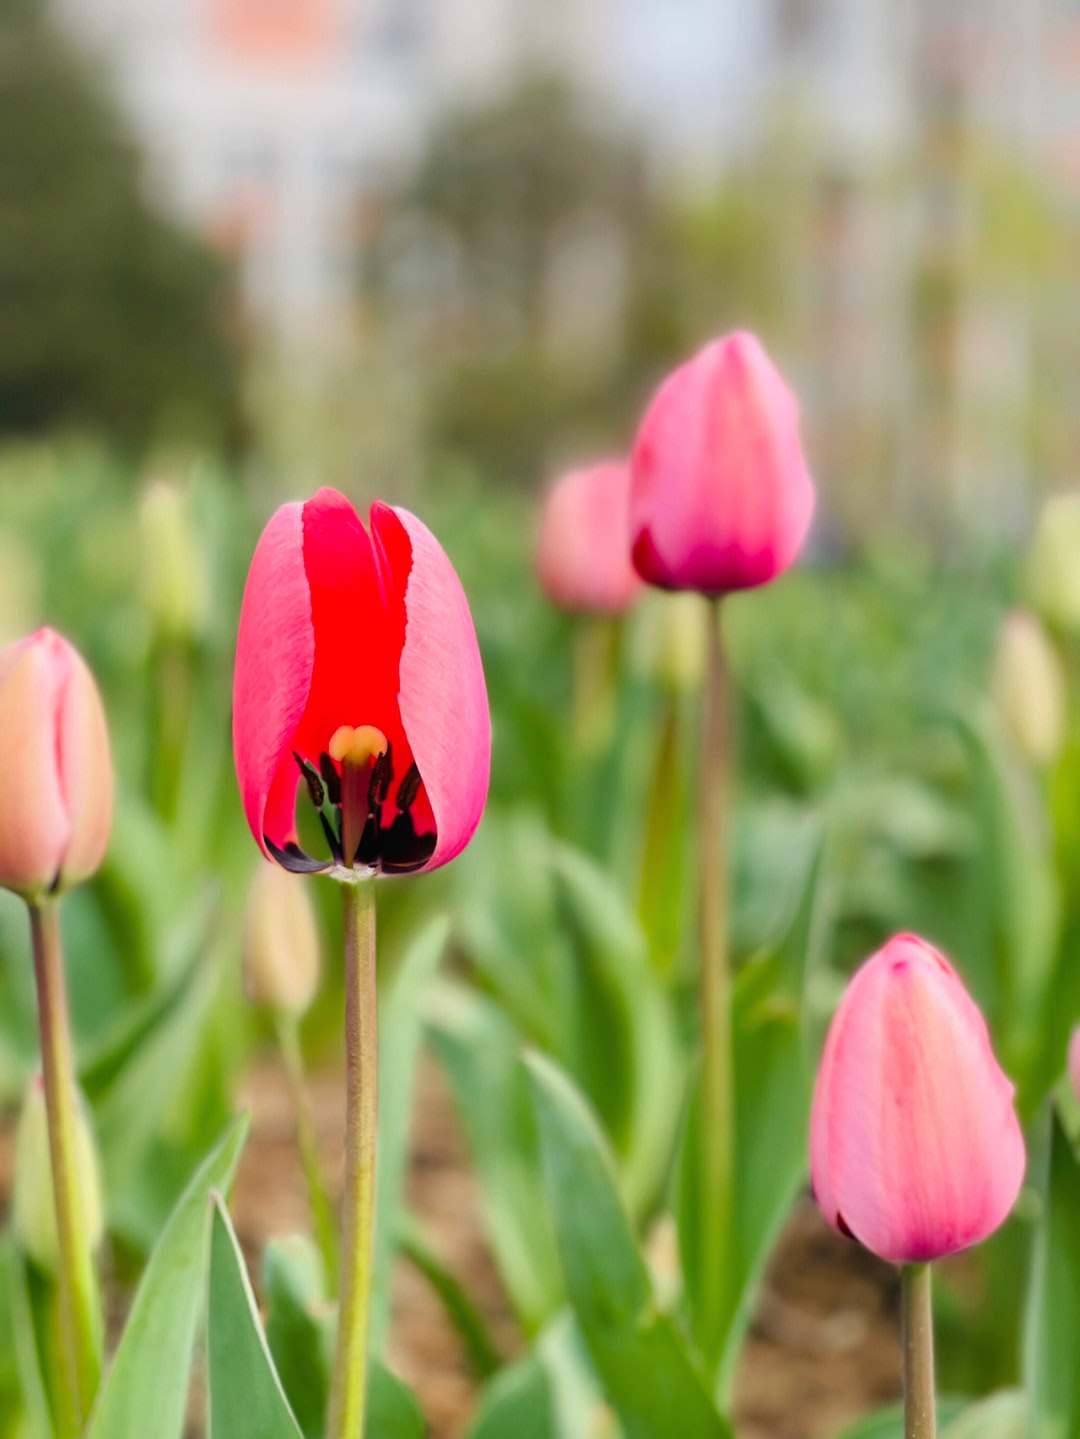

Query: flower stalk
29 900 103 1433
901 1262 936 1439
327 877 378 1439
698 598 734 1357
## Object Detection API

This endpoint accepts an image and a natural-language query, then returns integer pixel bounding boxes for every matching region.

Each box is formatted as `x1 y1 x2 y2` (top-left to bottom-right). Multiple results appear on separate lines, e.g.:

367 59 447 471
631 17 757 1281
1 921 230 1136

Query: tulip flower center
265 720 436 877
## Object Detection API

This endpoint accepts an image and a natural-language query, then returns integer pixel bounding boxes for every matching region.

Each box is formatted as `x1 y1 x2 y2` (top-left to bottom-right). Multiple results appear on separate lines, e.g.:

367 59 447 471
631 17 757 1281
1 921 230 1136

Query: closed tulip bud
629 331 815 595
0 629 113 901
536 461 643 614
810 934 1025 1264
991 608 1065 765
1027 493 1080 633
137 477 209 641
12 1073 104 1275
243 859 321 1015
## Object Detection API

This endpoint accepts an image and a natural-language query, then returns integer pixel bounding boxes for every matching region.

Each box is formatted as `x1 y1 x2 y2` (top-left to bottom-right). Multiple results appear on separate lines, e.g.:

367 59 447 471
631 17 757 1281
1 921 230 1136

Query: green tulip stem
327 877 378 1439
276 1012 340 1293
28 898 103 1433
698 598 734 1361
902 1263 937 1439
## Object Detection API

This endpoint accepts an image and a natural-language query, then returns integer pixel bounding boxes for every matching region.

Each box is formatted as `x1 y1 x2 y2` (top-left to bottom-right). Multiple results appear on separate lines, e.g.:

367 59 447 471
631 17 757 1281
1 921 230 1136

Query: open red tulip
810 934 1025 1265
233 488 490 876
0 628 113 900
536 460 643 614
629 331 815 595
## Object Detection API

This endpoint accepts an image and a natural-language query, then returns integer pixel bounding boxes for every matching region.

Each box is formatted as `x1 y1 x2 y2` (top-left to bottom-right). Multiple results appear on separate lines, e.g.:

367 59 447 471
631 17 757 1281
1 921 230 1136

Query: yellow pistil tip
329 724 388 767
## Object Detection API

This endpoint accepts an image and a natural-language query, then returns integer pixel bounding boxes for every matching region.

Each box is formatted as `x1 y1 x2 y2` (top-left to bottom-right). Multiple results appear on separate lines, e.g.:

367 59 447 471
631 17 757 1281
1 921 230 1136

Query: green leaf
678 841 821 1391
263 1236 333 1439
528 1053 731 1439
94 962 232 1253
86 1115 249 1439
397 1214 501 1378
366 1364 426 1439
549 843 685 1217
3 1239 52 1439
941 1390 1027 1438
467 1351 555 1439
428 980 564 1330
371 914 450 1350
207 1197 304 1439
836 1396 967 1439
1027 1108 1080 1438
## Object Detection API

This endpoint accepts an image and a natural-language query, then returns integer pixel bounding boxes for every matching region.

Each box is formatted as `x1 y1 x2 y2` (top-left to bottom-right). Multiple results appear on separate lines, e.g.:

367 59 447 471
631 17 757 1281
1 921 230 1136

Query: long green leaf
467 1352 555 1439
207 1197 303 1439
371 914 449 1350
679 841 820 1391
428 980 564 1330
87 1115 249 1439
528 1053 731 1439
1027 1108 1080 1438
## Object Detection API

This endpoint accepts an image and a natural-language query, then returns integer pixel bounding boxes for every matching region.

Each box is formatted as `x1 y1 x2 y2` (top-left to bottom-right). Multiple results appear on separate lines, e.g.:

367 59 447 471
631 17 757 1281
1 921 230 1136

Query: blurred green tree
374 77 785 486
0 0 243 449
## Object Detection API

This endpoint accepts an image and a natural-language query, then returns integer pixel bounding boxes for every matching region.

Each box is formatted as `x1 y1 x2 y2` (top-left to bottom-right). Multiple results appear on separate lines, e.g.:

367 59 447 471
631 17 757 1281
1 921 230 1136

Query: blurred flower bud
629 332 815 595
536 461 643 614
1026 493 1080 633
810 933 1025 1264
243 860 321 1015
0 628 113 901
991 608 1065 765
137 477 209 641
13 1073 104 1275
628 591 709 692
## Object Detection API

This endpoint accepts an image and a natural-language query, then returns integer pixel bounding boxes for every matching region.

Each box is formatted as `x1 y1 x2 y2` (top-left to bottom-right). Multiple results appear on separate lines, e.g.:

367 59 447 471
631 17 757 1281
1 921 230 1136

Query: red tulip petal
233 502 314 856
391 505 490 870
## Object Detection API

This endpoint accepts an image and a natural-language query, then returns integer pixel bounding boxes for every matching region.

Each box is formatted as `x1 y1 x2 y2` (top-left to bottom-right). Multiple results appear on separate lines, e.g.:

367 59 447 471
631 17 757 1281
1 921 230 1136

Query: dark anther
372 745 393 803
396 761 421 812
319 751 341 807
380 811 436 871
835 1211 855 1241
293 751 325 808
265 836 331 873
319 810 344 863
355 815 380 867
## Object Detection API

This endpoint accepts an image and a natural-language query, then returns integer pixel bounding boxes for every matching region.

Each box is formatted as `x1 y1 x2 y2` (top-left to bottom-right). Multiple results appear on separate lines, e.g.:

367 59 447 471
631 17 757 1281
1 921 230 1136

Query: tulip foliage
1 377 1080 1439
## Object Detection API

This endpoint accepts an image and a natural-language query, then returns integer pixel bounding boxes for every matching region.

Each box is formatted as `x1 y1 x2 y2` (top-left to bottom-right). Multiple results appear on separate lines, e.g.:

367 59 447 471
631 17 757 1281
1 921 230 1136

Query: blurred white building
50 0 915 337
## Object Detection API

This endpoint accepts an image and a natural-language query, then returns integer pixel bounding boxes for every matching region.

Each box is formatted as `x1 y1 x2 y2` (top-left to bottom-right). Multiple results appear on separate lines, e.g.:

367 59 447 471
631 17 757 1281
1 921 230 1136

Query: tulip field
0 336 1079 1439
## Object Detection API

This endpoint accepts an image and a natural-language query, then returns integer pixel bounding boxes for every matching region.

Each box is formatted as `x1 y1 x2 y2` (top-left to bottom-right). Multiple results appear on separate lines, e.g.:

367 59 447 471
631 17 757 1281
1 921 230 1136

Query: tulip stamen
279 730 436 876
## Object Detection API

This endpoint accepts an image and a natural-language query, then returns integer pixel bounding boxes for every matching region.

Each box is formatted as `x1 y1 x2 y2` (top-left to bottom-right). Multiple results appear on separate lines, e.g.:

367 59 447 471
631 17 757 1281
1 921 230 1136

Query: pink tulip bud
810 934 1025 1264
536 461 643 614
1068 1025 1080 1105
629 331 815 595
233 488 490 877
0 628 113 900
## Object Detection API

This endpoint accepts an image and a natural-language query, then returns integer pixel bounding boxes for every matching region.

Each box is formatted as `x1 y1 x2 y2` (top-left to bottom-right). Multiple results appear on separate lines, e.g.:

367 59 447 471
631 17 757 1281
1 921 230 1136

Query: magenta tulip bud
0 628 113 901
233 488 490 877
810 934 1025 1264
629 331 815 595
536 461 643 614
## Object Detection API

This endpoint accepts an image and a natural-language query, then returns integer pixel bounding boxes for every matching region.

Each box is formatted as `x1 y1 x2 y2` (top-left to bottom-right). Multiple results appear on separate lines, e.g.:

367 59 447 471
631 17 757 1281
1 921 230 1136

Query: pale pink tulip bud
0 628 113 900
1068 1025 1080 1105
629 331 815 595
810 933 1025 1264
243 859 321 1015
536 461 644 614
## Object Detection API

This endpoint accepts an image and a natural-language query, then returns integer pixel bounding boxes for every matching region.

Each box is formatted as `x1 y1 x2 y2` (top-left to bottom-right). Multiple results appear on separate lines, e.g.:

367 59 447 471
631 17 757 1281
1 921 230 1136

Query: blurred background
5 0 1079 541
1 2 1078 1434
